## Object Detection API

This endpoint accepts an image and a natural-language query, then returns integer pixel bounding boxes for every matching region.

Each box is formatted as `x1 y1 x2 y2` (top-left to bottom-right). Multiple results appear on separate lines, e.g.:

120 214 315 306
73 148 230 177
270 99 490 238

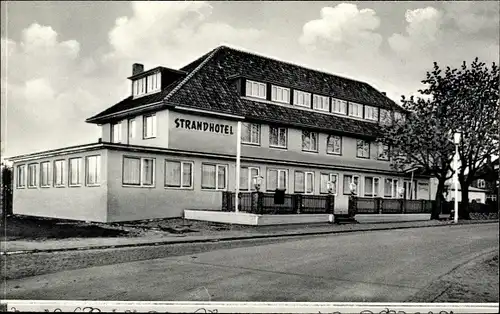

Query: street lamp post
453 132 461 224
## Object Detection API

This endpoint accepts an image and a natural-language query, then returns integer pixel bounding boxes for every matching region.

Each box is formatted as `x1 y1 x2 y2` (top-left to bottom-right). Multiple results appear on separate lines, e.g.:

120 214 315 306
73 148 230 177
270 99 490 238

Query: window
40 162 50 187
146 72 161 93
384 178 400 198
302 130 318 152
327 135 342 155
128 118 136 139
377 143 389 160
165 160 193 189
147 75 154 94
86 155 101 186
349 102 363 118
54 160 65 187
384 178 393 198
123 157 140 185
143 114 157 139
477 179 486 189
487 194 497 202
69 158 82 186
320 173 338 195
313 94 329 111
28 164 37 188
393 179 400 198
241 123 260 145
201 163 227 190
240 166 260 191
356 139 370 158
332 98 347 115
267 169 288 191
380 109 391 125
364 106 379 121
271 85 290 103
122 156 154 187
364 177 380 197
111 122 122 143
293 90 311 108
133 77 146 97
142 158 155 186
245 80 266 99
343 175 360 195
16 165 26 188
294 171 314 194
269 126 287 148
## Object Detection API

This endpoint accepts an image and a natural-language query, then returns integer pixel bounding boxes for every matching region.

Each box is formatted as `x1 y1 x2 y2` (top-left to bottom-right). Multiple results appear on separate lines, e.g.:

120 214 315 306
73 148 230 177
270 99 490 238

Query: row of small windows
132 72 161 97
122 156 228 190
120 156 411 197
16 156 101 188
241 123 389 160
111 114 157 143
245 79 402 124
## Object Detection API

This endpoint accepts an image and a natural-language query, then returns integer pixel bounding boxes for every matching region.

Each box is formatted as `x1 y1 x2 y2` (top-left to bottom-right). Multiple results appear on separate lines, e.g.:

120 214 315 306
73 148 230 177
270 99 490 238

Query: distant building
431 157 499 205
7 46 433 222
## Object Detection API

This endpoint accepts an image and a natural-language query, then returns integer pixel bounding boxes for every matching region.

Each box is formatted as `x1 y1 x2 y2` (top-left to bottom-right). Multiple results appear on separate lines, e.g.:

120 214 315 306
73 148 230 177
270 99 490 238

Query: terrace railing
349 197 433 215
221 191 334 215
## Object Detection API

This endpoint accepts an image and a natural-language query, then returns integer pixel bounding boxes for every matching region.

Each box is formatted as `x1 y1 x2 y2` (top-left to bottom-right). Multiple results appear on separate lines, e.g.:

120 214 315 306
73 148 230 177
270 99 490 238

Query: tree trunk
459 179 471 220
432 178 446 220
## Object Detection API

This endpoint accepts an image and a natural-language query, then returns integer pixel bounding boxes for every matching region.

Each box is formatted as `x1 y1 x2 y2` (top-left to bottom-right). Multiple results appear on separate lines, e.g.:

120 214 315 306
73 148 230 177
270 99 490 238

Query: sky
1 1 499 158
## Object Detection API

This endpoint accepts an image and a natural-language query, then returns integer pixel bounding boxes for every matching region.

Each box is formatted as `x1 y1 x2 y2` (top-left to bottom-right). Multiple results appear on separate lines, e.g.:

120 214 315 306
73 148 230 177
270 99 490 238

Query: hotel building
9 46 432 222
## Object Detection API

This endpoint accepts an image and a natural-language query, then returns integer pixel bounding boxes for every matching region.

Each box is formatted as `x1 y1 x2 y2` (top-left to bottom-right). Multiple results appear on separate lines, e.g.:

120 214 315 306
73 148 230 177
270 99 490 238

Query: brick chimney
132 63 144 76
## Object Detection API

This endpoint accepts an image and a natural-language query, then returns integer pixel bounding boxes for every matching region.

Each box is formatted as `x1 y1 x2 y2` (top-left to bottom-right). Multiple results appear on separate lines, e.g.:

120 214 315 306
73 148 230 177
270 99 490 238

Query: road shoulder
407 250 499 303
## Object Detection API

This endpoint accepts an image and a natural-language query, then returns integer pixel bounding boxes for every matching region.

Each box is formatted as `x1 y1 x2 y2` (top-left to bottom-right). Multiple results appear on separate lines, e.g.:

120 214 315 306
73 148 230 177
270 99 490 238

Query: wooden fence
222 191 334 215
350 197 433 214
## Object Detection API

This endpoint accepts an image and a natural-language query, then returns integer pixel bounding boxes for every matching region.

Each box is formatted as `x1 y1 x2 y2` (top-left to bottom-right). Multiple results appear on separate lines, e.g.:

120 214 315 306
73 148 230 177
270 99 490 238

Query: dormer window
271 85 290 103
133 78 146 96
246 80 266 99
349 102 363 118
133 72 161 97
332 98 347 115
313 95 329 112
364 106 379 121
146 72 161 93
294 90 311 108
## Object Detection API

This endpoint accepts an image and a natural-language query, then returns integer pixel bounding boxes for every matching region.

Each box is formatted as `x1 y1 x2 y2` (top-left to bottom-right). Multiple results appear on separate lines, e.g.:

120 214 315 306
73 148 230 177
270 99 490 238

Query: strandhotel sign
174 118 235 135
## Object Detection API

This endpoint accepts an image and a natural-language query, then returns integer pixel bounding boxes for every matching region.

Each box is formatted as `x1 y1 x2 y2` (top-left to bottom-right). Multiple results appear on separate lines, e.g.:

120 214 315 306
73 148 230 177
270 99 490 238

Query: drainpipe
235 121 242 213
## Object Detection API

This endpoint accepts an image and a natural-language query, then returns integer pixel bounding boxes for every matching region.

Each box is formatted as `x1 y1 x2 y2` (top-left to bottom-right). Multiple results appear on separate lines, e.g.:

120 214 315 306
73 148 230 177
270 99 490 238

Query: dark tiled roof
218 48 399 110
86 78 181 121
86 46 399 138
239 99 380 139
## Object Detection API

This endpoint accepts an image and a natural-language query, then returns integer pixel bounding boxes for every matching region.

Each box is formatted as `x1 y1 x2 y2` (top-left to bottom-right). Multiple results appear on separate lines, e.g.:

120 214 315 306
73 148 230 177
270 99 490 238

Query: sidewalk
2 219 498 255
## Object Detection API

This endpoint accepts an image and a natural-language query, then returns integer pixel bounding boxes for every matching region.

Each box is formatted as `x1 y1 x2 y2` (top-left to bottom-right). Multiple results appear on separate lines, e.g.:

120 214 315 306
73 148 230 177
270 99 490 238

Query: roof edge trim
6 143 105 162
85 101 165 123
173 105 245 120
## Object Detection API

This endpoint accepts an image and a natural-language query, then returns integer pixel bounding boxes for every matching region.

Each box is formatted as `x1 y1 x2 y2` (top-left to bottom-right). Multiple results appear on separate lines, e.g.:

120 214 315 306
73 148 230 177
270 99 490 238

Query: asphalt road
5 223 499 302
